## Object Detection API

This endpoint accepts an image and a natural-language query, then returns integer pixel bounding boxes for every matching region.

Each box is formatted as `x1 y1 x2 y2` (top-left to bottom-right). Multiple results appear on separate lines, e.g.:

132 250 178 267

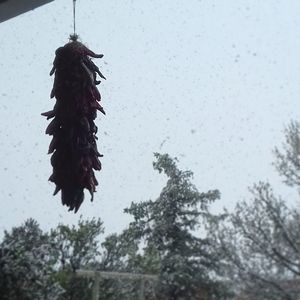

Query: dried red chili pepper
42 35 105 213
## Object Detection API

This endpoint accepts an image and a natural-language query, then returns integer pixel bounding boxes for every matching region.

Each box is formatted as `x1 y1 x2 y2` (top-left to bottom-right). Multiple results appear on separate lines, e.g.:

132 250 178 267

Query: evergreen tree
124 153 224 300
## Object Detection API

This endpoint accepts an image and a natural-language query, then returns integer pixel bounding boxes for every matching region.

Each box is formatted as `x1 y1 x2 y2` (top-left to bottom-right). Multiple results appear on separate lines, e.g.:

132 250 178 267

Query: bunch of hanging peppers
42 36 106 213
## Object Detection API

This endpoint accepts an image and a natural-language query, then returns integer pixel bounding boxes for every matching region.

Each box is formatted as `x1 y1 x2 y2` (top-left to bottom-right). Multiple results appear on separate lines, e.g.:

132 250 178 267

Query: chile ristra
42 37 106 213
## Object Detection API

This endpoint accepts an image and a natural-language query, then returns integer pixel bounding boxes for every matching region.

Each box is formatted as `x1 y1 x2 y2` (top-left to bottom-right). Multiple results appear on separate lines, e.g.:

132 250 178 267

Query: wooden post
138 277 145 300
92 272 100 300
76 270 158 300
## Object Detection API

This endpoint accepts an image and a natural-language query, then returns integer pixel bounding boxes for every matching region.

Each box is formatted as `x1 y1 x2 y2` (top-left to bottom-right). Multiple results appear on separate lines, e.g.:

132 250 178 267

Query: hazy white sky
1 0 300 235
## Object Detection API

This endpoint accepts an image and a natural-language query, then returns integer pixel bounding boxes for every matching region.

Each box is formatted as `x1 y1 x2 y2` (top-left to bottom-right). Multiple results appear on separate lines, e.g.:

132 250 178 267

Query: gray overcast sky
1 0 300 235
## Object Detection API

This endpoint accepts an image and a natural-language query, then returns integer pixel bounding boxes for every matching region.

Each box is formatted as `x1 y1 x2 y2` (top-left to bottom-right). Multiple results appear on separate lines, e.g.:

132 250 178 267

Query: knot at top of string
69 33 79 42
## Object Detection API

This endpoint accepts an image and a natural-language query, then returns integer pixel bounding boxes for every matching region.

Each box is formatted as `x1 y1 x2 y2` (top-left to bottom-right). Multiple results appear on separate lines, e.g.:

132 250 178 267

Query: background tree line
1 121 300 299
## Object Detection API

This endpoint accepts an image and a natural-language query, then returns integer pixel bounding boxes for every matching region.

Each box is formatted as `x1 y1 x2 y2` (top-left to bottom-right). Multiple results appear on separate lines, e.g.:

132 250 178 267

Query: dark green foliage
0 219 63 300
124 153 224 300
0 217 104 300
51 217 103 271
51 217 104 300
0 153 228 299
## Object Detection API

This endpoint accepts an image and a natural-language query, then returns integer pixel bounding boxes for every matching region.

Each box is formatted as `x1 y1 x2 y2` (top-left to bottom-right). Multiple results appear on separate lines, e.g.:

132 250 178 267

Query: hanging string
70 0 78 41
73 0 76 36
